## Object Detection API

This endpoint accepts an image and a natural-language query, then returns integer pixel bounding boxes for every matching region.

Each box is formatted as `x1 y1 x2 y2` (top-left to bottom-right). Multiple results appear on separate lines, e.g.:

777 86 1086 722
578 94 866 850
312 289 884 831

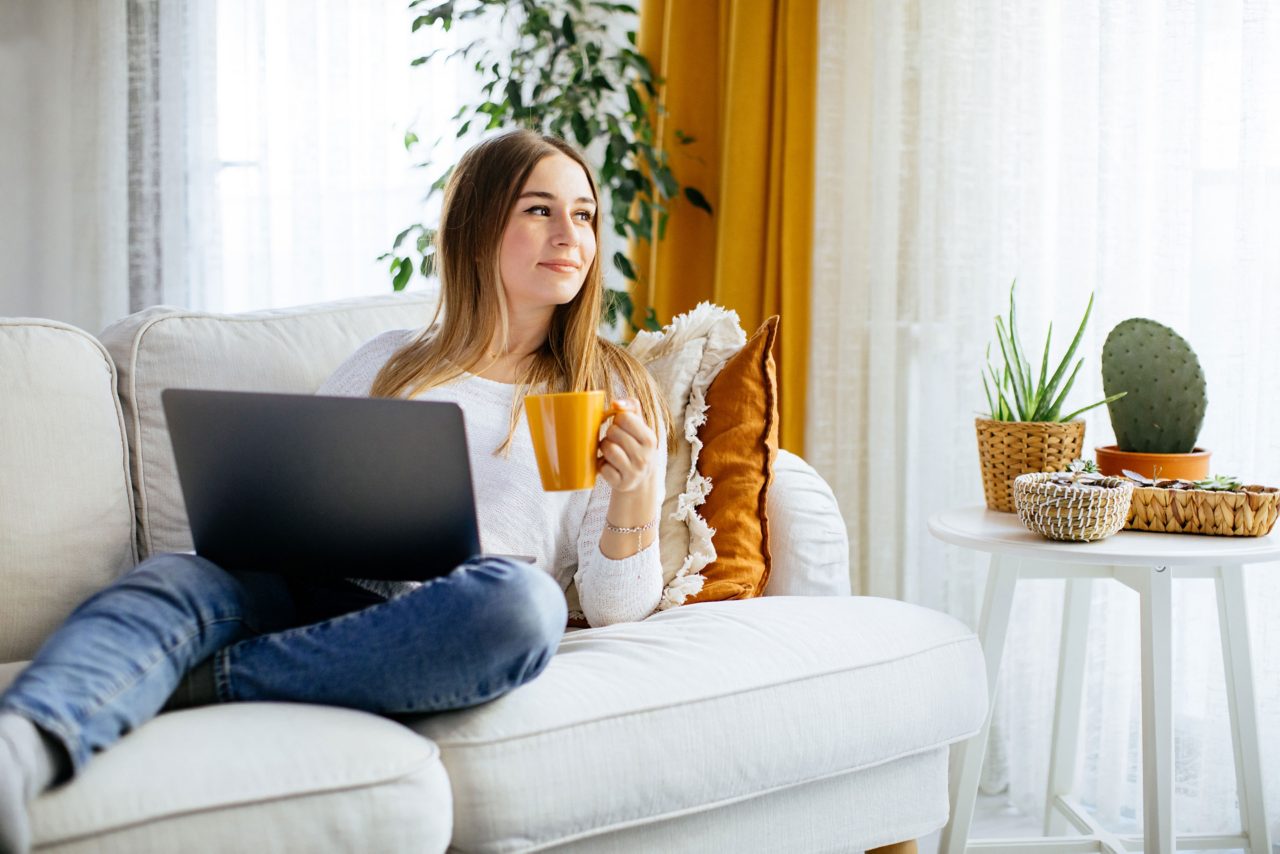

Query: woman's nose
551 216 579 247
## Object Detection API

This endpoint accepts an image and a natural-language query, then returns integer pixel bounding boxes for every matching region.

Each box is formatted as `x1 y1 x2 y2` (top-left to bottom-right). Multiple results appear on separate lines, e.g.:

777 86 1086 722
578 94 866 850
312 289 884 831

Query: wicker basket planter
976 418 1086 513
1126 483 1280 537
1014 473 1135 542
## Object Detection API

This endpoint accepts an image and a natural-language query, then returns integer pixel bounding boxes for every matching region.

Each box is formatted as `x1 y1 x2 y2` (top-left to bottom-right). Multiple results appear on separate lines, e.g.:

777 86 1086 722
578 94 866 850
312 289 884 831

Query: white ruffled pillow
626 303 747 610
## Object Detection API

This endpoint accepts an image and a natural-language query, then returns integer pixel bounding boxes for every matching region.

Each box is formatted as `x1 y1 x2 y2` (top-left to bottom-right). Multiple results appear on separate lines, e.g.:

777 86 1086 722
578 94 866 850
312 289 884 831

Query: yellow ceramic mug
525 390 626 491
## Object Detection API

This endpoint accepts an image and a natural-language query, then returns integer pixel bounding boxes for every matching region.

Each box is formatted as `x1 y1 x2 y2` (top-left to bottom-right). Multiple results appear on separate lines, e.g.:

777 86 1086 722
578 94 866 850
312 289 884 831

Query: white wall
0 0 128 335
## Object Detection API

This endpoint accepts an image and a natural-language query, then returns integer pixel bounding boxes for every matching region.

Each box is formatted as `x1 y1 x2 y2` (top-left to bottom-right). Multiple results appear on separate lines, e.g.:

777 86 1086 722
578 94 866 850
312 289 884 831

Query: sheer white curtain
190 0 470 313
0 0 128 334
812 0 1280 839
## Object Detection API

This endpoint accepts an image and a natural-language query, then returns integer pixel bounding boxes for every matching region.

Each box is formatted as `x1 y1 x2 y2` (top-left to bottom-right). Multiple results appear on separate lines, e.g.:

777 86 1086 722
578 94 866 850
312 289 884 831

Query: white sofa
0 293 987 853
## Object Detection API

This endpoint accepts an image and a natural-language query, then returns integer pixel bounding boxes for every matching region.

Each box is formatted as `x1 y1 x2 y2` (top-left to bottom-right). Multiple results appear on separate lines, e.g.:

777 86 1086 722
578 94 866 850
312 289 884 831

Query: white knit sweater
316 329 666 627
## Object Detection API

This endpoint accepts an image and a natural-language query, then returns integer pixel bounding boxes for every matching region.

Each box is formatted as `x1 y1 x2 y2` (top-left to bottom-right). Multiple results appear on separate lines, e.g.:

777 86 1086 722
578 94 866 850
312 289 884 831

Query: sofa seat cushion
27 703 451 854
408 595 986 853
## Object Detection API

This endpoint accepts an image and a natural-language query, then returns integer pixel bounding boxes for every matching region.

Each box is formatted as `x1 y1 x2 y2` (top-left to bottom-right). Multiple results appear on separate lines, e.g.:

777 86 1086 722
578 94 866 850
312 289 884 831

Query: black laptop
161 388 531 581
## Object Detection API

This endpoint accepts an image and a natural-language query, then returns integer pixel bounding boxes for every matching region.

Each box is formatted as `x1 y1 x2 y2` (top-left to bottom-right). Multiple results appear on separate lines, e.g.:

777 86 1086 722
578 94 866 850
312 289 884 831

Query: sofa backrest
2 291 847 666
0 320 138 663
97 292 439 561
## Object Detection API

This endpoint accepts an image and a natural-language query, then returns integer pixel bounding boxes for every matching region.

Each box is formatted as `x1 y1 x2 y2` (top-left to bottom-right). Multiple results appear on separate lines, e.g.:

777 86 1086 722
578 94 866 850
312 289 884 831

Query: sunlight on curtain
812 0 1280 838
192 0 468 313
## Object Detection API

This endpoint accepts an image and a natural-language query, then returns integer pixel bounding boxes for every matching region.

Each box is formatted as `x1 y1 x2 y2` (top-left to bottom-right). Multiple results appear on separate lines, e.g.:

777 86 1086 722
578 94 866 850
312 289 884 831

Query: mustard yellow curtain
634 0 817 455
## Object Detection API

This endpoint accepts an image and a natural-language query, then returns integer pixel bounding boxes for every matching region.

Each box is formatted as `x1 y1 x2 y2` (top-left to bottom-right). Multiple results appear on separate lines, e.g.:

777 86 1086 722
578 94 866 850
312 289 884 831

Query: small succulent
1192 474 1244 492
1122 468 1156 486
1122 470 1245 492
1067 459 1099 475
1048 458 1111 489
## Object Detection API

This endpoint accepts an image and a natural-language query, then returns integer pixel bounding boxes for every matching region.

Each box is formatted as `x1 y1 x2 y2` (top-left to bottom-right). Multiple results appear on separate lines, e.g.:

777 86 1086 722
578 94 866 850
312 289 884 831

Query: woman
0 129 670 854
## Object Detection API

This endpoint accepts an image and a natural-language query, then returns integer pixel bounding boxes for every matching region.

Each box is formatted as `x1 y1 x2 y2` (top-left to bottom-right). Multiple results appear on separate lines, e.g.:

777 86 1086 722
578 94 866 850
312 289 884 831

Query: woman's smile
538 259 581 274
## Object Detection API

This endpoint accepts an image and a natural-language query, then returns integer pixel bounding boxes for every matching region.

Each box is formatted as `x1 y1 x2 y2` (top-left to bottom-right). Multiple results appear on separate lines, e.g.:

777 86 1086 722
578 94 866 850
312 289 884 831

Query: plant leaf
989 364 1016 421
1042 291 1095 411
571 112 590 146
612 251 637 280
1059 391 1127 423
684 186 712 214
993 317 1027 420
392 257 413 291
1031 322 1052 419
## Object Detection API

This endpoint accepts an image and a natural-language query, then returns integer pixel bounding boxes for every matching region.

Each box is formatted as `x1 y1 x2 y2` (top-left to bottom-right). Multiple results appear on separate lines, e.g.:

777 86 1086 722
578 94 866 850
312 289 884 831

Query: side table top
929 506 1280 567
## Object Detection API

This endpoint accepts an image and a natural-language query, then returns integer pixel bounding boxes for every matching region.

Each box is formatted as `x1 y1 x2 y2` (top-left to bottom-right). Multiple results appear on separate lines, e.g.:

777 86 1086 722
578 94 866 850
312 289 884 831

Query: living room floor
918 794 1248 854
918 793 1040 852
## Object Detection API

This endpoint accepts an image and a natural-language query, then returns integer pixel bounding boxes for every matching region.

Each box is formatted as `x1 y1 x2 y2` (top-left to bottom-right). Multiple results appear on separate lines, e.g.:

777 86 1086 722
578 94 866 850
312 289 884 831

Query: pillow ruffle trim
630 302 746 611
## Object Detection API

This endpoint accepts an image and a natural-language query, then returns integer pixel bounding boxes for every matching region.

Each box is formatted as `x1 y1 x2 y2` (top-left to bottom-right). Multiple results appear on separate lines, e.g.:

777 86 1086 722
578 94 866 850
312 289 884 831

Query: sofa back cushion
764 450 851 597
0 320 137 663
97 292 438 559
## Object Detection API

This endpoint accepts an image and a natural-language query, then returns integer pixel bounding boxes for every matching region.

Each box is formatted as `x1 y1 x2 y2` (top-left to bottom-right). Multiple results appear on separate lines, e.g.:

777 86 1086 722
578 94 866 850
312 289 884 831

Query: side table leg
940 554 1018 854
1216 565 1272 854
1044 576 1092 835
1117 565 1175 854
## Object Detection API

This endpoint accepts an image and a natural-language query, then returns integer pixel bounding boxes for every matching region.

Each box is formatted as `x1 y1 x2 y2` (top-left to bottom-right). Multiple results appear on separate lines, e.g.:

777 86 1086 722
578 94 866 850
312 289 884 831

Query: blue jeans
0 553 567 774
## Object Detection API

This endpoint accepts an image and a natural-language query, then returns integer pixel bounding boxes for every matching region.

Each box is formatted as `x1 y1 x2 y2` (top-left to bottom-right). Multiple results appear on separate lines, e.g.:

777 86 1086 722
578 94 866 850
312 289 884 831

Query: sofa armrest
764 449 851 596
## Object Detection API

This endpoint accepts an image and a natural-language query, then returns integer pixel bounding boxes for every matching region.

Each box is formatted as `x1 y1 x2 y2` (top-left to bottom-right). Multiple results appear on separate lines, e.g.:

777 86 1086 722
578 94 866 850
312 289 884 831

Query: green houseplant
383 0 712 334
1095 317 1211 479
976 282 1125 512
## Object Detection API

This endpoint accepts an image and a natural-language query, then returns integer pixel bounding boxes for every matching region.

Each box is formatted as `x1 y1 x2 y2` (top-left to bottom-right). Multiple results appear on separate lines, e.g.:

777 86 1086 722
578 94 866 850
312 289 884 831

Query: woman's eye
522 205 593 221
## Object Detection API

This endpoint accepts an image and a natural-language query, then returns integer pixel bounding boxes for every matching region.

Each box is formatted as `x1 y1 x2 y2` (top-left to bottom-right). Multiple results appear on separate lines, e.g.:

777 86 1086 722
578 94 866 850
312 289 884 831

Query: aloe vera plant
982 281 1126 422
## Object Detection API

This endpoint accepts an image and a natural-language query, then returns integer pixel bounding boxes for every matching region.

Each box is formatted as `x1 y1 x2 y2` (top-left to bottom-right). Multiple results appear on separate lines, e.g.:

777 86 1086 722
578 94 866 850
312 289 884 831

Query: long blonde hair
370 129 671 455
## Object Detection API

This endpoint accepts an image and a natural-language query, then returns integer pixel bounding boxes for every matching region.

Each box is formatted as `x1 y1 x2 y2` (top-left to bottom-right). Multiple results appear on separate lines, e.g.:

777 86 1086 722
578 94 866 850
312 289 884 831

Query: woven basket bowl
1014 473 1135 542
976 418 1086 513
1126 485 1280 537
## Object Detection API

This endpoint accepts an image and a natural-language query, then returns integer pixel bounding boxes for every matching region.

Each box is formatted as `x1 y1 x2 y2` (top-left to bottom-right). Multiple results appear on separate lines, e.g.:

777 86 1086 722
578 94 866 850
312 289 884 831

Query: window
193 0 475 313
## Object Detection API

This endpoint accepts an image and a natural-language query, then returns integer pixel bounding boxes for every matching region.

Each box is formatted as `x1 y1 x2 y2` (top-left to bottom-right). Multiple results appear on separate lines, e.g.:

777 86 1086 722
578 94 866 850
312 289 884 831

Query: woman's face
498 153 598 319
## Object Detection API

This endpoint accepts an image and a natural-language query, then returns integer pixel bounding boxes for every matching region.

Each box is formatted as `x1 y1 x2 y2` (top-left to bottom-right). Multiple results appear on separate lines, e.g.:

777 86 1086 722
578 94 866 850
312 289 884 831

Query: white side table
930 506 1278 854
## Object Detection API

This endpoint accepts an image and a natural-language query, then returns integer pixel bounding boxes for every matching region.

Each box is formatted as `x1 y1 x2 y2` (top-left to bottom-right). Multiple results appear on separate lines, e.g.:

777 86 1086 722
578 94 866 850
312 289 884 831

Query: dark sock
0 711 69 854
160 659 219 713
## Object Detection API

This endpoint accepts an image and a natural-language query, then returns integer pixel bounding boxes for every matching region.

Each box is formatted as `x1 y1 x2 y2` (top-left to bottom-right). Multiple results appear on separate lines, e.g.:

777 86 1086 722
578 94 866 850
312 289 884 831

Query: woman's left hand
598 398 659 494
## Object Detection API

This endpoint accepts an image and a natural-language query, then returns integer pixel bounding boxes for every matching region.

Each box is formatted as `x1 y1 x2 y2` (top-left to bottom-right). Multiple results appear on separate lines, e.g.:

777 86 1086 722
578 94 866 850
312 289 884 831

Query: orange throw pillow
685 316 780 604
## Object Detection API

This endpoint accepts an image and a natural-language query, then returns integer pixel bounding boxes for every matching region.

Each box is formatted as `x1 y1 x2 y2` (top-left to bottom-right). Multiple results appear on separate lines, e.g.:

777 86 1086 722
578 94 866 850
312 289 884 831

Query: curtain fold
0 0 128 334
126 0 198 315
636 0 816 455
813 0 1280 837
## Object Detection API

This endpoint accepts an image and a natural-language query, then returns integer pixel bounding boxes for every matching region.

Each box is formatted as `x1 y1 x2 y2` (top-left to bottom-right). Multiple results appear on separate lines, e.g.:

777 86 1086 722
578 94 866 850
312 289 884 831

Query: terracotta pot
1094 445 1211 481
976 418 1086 513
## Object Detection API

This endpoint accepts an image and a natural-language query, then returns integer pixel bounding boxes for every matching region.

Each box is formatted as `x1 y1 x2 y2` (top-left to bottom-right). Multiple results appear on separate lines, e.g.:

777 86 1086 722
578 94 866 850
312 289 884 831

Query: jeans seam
214 647 233 702
73 615 246 725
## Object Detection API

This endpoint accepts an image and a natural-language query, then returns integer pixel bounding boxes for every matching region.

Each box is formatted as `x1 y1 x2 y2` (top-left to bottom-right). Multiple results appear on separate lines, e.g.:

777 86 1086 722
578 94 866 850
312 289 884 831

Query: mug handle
602 400 628 422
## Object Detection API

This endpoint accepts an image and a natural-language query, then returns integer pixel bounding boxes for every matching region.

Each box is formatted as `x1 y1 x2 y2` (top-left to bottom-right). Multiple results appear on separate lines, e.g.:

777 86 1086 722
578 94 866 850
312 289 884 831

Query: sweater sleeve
573 409 667 627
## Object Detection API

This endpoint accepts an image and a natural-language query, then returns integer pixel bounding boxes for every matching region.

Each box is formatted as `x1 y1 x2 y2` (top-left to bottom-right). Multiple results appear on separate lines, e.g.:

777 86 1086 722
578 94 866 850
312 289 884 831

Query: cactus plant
1100 318 1207 454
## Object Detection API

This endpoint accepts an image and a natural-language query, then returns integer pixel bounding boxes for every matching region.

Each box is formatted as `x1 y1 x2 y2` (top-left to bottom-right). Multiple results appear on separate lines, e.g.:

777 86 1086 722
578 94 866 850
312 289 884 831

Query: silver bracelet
604 516 659 535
